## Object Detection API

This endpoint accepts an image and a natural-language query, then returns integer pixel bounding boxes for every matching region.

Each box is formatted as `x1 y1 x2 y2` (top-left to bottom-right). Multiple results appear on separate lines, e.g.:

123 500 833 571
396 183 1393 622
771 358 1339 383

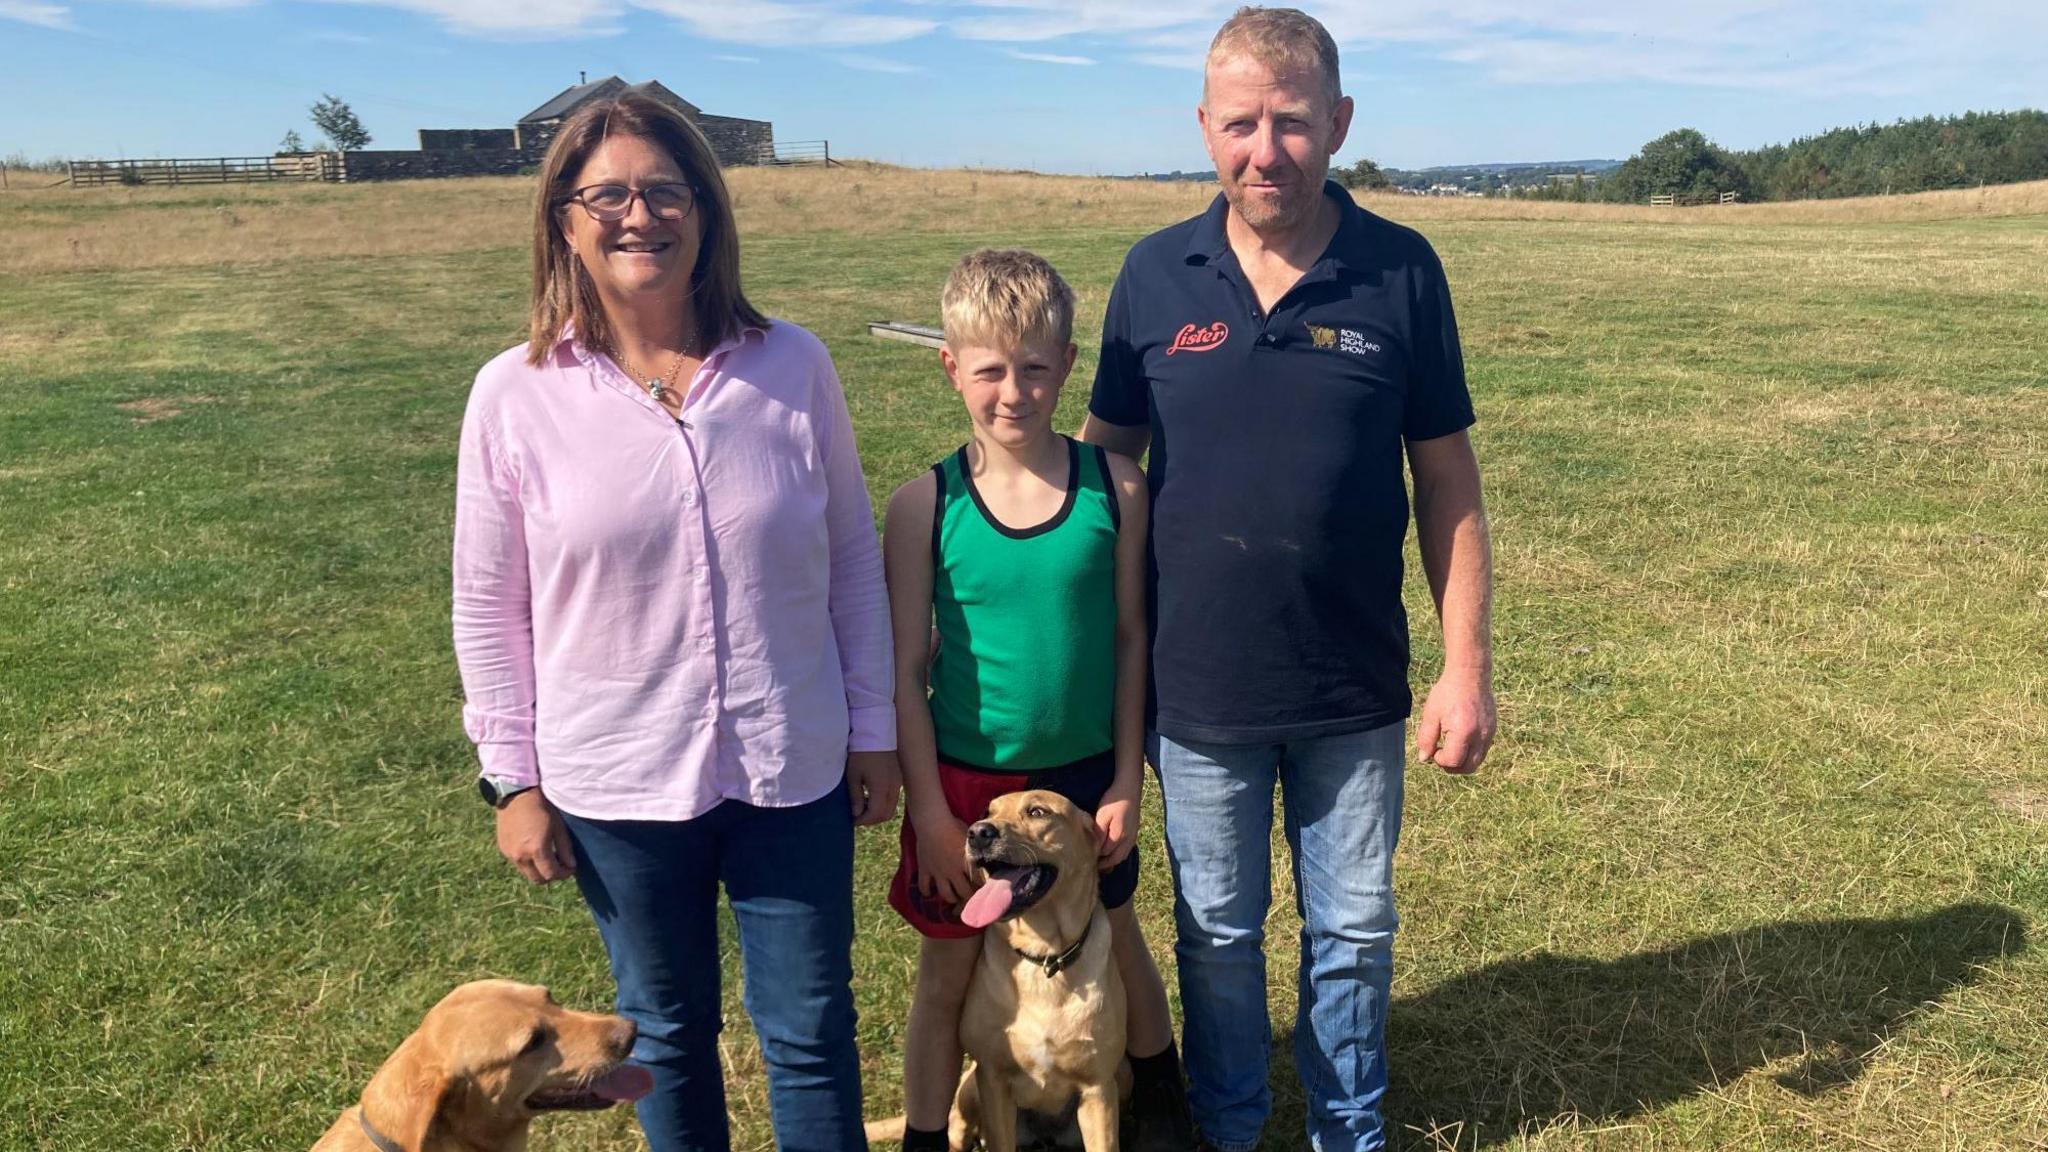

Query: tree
278 130 305 155
1602 128 1752 204
1332 157 1392 191
309 94 371 152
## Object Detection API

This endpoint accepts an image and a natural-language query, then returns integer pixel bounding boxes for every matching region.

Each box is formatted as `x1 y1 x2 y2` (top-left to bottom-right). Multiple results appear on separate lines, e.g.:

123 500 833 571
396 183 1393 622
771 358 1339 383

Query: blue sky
3 1 2044 173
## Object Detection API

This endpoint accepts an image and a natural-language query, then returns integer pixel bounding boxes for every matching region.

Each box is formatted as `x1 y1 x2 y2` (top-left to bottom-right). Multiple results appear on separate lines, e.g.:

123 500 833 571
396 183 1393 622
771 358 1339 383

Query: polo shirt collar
1183 180 1365 274
1185 190 1234 264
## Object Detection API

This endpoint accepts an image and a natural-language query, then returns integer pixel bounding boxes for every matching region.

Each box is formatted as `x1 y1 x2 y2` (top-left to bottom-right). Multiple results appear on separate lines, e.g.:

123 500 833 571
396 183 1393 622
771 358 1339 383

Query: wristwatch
478 775 537 809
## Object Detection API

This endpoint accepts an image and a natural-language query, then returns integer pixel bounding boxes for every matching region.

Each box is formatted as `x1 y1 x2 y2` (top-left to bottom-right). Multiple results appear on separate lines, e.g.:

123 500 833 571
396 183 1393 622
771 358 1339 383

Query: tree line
1518 110 2048 204
1331 110 2048 204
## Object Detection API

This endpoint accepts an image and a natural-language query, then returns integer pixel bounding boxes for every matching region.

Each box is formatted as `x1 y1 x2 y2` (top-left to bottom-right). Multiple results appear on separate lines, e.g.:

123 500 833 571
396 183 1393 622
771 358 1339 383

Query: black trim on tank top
1092 444 1120 532
957 436 1080 540
928 462 947 569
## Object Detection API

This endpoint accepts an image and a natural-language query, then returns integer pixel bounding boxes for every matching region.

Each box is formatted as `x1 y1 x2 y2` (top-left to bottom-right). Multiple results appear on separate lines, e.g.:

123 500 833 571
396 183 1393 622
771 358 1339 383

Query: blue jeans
1151 723 1405 1152
557 778 867 1152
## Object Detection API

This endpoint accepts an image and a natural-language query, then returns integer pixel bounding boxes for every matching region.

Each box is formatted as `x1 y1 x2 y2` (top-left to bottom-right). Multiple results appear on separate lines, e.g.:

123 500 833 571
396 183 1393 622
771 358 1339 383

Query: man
1079 7 1496 1151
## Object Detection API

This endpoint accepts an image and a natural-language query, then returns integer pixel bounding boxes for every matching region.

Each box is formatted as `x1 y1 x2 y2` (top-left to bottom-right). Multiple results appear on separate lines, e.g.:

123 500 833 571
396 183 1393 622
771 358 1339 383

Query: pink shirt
452 319 895 821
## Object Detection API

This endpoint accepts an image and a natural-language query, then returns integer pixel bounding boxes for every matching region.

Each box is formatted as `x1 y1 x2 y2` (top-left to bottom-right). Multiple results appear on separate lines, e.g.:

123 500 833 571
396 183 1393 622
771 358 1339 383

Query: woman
451 91 900 1151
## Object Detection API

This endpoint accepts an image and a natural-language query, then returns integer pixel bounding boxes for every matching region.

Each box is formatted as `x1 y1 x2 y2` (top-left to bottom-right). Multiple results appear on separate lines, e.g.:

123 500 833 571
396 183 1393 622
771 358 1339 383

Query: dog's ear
359 1032 450 1151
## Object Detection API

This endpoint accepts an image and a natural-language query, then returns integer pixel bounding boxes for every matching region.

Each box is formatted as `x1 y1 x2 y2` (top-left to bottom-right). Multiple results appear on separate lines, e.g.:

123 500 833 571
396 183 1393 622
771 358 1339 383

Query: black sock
1129 1038 1182 1089
902 1123 948 1151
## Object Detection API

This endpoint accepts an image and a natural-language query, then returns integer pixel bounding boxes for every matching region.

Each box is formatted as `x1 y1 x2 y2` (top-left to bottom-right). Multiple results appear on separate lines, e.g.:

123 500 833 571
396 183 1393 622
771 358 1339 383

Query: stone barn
334 78 780 182
515 77 776 168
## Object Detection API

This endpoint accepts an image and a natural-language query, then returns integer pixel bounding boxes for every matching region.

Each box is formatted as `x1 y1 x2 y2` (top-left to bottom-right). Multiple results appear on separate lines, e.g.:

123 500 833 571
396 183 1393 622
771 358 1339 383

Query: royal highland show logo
1307 323 1381 356
1165 321 1229 355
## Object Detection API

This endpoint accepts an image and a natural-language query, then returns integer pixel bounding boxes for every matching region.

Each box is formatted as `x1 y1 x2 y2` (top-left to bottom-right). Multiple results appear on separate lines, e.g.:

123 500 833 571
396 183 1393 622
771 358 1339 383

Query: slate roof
519 77 702 125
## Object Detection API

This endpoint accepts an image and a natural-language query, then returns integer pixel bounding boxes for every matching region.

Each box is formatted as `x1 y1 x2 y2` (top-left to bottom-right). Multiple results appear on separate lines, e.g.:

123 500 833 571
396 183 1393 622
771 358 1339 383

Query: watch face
478 776 499 805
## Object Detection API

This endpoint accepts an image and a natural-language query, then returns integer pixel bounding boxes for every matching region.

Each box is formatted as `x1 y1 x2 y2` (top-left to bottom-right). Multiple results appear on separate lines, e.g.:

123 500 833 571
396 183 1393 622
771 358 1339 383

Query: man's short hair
1205 6 1342 106
941 248 1076 350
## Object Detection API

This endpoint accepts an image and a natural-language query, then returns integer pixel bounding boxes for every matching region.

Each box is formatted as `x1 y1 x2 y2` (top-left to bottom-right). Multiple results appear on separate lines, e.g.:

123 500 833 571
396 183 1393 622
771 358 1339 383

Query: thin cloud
634 0 935 47
317 0 625 38
37 0 2046 96
714 53 759 63
0 0 72 28
835 52 921 73
1007 49 1096 65
944 0 2046 95
303 27 375 43
950 2 1195 43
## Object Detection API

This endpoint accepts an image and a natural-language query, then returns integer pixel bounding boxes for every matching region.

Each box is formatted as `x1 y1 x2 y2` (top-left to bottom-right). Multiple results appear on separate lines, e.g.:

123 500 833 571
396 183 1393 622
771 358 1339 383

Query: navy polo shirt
1089 181 1474 744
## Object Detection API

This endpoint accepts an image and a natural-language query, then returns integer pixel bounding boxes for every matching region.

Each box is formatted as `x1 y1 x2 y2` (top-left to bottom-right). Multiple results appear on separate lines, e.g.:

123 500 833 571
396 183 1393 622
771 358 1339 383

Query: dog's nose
966 821 999 844
607 1017 637 1059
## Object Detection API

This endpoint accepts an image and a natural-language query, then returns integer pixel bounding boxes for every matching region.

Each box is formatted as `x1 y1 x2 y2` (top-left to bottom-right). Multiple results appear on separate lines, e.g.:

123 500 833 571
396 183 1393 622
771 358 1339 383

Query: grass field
1 167 2044 1151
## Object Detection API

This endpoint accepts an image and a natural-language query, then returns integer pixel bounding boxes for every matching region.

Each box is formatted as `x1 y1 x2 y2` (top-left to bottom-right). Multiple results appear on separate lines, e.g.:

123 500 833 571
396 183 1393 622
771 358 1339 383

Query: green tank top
928 436 1121 772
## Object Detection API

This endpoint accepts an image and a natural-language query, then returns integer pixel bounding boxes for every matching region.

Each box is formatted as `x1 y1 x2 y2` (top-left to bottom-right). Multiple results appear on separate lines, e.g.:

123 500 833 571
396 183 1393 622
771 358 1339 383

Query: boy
882 249 1194 1151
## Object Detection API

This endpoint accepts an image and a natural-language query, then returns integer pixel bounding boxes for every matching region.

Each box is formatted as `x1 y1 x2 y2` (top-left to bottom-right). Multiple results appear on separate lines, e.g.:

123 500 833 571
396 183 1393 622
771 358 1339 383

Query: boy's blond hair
1206 6 1342 106
941 248 1075 351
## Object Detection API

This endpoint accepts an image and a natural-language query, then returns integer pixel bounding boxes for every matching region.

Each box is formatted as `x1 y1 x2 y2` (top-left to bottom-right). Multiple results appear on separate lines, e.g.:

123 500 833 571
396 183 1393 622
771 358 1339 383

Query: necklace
613 338 696 404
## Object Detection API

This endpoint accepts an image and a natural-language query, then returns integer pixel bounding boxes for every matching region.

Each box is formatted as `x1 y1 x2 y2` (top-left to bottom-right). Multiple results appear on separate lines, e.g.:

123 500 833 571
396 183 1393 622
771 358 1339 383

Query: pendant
647 379 666 402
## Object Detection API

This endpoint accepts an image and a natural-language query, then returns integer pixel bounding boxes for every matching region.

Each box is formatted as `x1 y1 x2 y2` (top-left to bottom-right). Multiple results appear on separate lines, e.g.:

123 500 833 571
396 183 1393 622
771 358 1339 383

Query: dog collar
357 1107 407 1152
1013 918 1092 978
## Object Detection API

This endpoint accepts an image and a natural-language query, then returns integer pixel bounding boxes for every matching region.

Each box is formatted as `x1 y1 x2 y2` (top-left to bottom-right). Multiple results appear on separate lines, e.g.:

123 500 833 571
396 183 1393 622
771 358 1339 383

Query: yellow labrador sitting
312 979 653 1152
952 789 1129 1151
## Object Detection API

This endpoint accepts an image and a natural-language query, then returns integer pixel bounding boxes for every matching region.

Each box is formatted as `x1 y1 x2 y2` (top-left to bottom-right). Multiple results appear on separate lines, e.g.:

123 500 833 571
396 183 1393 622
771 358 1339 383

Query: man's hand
910 804 975 905
1417 669 1496 774
847 750 902 826
1094 782 1139 870
496 789 576 884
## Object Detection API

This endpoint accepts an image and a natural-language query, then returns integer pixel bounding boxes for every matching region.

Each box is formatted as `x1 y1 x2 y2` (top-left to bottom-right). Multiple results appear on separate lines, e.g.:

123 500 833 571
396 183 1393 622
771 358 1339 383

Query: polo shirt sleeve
1404 240 1476 441
1087 262 1150 429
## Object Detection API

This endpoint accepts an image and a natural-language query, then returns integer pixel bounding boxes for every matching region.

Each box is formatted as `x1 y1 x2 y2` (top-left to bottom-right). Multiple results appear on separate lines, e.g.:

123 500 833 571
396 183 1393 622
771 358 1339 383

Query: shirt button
682 489 698 506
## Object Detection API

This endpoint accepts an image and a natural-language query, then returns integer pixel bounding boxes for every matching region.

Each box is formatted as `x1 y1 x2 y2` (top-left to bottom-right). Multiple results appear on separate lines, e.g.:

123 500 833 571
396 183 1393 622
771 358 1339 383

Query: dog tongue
960 877 1015 929
592 1064 656 1103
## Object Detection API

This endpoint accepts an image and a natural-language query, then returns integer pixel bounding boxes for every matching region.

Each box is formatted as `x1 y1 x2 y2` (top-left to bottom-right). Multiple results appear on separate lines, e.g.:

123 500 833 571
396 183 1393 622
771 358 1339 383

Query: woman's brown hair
527 90 768 366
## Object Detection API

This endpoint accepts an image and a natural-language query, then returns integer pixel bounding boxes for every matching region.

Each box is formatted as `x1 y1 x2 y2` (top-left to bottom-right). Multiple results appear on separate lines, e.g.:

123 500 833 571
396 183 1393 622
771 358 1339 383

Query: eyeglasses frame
561 181 699 223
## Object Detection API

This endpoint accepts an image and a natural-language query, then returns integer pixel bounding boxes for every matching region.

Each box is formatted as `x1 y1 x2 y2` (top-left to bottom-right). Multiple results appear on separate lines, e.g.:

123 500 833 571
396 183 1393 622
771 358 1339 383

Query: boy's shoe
1129 1068 1199 1151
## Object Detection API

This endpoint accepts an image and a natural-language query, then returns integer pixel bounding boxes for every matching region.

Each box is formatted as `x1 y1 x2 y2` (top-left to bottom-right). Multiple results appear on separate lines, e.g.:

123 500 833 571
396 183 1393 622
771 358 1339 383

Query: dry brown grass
3 162 2044 276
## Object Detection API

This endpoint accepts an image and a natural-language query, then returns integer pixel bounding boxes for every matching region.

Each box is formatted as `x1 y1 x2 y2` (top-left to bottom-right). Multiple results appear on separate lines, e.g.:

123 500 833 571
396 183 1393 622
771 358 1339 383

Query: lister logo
1165 321 1229 356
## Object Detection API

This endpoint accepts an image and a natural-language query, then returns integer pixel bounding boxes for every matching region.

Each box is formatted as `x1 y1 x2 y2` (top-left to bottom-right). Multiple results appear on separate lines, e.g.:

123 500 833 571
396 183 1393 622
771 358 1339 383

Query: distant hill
1380 159 1620 194
1393 159 1622 177
1126 159 1620 191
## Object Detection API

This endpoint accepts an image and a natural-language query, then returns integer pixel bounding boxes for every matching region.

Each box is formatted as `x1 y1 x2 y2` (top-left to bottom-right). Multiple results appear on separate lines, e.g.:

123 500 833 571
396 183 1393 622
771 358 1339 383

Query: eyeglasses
563 182 697 222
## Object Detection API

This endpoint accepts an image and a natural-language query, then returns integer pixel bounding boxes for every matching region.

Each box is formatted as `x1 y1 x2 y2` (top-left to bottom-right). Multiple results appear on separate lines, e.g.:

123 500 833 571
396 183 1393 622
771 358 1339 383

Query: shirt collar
1183 179 1364 273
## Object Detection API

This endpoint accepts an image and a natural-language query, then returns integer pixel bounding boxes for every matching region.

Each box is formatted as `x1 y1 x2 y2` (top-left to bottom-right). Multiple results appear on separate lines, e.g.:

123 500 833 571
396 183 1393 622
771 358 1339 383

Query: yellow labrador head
959 790 1096 929
360 979 653 1147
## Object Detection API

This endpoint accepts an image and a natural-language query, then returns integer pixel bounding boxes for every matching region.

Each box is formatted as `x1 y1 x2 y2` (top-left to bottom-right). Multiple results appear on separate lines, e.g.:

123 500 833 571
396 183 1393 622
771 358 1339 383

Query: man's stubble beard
1221 176 1319 233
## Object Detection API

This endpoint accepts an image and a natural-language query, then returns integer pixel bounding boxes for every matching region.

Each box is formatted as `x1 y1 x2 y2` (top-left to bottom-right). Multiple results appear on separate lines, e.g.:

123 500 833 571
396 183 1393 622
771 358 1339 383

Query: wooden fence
1648 190 1744 207
67 155 341 187
58 141 836 189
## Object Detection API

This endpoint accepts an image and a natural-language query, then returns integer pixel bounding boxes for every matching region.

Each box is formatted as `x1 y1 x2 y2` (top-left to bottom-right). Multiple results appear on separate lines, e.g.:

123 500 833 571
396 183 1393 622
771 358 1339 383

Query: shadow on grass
1258 902 2026 1150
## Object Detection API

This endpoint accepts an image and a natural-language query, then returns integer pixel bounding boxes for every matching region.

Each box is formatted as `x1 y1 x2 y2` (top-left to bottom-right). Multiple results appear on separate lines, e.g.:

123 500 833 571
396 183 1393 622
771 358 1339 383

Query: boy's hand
1094 784 1139 870
910 804 976 906
847 750 902 826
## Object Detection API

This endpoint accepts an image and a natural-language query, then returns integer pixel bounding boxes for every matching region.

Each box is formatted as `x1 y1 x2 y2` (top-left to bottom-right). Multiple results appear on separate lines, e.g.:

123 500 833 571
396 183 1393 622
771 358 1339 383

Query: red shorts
888 752 1140 939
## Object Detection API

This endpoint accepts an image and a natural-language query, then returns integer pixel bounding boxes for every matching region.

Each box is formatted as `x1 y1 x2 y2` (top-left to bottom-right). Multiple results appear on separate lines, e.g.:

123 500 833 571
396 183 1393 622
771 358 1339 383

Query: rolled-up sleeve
814 354 897 753
451 388 540 785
